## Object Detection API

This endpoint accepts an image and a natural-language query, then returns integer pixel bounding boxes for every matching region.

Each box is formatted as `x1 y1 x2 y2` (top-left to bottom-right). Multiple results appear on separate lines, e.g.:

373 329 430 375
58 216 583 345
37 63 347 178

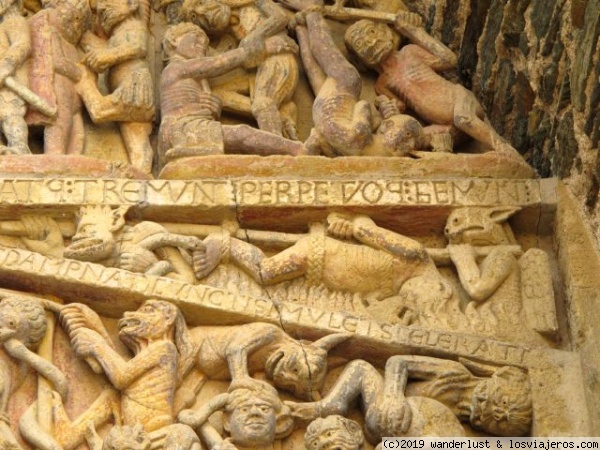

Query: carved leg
120 122 153 174
51 389 120 450
2 115 30 155
453 88 521 159
222 124 307 156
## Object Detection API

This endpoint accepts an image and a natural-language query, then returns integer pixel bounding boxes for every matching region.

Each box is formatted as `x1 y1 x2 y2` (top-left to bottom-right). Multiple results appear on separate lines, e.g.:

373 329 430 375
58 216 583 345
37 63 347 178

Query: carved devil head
264 332 351 401
444 207 520 246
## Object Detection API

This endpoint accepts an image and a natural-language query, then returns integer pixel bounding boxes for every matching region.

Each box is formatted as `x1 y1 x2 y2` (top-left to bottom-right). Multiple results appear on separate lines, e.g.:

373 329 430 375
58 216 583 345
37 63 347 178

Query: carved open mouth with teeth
64 238 108 260
118 317 141 333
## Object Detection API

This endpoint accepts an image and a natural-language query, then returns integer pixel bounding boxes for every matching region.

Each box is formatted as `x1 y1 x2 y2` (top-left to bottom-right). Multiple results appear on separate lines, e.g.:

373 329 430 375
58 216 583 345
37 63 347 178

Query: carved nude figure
183 322 351 400
179 378 294 450
444 207 527 334
304 415 365 450
400 356 532 436
0 297 68 450
24 300 200 450
0 0 31 155
288 356 464 442
77 0 155 172
342 13 522 157
180 0 300 138
284 1 428 157
28 0 91 155
64 205 202 283
158 22 306 166
194 213 456 314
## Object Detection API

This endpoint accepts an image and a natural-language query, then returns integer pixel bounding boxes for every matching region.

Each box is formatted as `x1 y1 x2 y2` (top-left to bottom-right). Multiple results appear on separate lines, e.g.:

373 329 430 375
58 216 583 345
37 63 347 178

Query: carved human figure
0 0 31 155
398 356 533 436
180 0 300 139
158 22 306 167
182 322 350 400
63 205 201 283
194 213 458 320
179 378 294 450
288 356 464 442
304 415 365 450
284 1 428 157
0 297 67 450
342 13 522 158
77 0 155 173
23 300 200 450
28 0 91 155
444 207 526 334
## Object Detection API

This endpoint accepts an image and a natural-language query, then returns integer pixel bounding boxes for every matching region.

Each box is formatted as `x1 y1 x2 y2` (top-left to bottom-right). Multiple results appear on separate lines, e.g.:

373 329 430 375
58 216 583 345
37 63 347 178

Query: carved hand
239 36 268 69
394 11 424 32
120 251 158 273
284 400 320 421
447 243 476 262
265 36 299 56
72 328 103 358
326 213 354 240
20 215 65 258
85 49 114 73
59 303 111 344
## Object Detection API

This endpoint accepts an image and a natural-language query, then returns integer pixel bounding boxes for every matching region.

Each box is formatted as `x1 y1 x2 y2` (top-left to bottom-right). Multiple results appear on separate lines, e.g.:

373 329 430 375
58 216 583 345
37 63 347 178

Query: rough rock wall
408 0 599 244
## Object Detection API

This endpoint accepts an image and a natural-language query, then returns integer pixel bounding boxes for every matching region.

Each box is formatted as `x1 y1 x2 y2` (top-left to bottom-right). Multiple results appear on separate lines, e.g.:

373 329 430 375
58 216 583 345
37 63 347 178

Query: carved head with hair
180 0 231 33
163 21 209 59
97 0 139 32
305 416 365 450
470 367 533 436
65 205 129 262
0 297 47 350
224 378 294 447
102 424 151 450
44 0 92 45
265 333 351 401
344 20 399 68
118 299 192 358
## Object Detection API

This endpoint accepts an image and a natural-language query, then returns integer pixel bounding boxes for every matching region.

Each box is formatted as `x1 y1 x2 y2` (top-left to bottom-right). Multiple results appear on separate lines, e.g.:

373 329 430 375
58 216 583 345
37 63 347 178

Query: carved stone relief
0 0 597 446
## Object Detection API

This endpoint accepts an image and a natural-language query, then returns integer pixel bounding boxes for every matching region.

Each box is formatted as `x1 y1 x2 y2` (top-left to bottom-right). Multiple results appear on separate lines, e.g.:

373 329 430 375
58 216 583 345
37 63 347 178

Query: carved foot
193 236 222 279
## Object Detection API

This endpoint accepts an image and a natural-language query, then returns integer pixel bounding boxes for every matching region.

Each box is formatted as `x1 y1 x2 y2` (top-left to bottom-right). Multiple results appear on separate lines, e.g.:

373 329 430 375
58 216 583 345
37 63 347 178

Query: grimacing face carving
345 20 396 67
305 416 365 450
181 0 231 33
228 395 277 446
102 425 151 450
118 300 175 351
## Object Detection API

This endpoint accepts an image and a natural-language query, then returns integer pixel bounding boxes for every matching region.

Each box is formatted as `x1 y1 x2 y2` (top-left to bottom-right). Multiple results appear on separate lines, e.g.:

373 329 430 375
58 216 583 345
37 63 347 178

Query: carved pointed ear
274 404 295 439
311 332 352 352
109 206 130 232
488 206 521 224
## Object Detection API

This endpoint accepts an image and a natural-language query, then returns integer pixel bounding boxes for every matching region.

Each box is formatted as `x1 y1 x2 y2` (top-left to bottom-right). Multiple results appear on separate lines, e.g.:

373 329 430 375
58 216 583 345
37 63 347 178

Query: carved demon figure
304 416 365 450
64 205 202 283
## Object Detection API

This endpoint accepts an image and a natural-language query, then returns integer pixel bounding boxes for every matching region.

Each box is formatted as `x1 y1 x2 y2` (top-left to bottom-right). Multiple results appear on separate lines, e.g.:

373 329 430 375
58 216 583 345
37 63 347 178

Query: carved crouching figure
180 0 300 139
0 297 67 450
288 356 464 442
343 13 523 158
24 300 200 450
64 205 202 283
444 207 531 337
181 322 351 401
284 0 429 157
158 22 306 167
400 356 533 436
